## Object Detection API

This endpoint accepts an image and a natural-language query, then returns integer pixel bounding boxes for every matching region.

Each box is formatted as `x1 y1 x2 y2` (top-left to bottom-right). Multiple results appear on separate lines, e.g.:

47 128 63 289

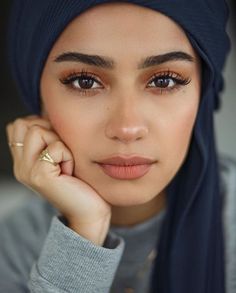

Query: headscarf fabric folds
7 1 230 293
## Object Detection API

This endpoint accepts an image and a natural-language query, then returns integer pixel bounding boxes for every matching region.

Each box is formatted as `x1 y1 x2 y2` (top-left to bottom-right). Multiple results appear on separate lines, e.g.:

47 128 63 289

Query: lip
96 155 157 180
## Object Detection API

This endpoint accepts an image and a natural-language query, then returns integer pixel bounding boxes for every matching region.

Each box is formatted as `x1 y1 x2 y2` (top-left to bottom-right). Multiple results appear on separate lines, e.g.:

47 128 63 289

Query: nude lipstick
96 156 156 180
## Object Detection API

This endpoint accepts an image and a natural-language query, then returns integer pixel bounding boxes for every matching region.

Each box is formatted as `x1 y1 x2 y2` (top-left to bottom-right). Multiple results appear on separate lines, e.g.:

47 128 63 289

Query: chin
95 185 160 207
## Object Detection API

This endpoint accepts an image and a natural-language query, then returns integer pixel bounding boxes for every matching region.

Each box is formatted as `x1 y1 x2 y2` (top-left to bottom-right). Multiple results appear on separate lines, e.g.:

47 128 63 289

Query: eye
70 75 101 90
147 71 191 93
60 70 103 93
149 77 175 88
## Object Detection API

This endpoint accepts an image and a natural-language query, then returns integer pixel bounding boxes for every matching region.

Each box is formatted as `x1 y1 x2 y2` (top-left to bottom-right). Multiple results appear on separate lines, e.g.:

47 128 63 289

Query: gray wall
215 10 236 159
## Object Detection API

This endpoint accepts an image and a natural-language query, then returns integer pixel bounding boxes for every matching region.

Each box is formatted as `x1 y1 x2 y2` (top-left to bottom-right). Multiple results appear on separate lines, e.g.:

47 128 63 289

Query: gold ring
8 142 24 147
39 149 58 166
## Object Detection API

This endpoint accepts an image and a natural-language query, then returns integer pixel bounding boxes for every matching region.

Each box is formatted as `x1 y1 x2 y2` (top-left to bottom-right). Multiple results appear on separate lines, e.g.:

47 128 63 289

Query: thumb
61 160 74 176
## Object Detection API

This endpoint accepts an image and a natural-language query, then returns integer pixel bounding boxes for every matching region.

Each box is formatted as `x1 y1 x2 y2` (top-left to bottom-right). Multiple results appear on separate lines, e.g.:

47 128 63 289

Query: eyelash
59 69 191 96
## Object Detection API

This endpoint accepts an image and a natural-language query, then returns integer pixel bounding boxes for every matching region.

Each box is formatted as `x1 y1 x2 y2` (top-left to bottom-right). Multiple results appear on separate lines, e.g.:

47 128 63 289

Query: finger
6 120 26 181
6 122 14 156
6 116 58 184
11 115 53 143
24 115 52 130
23 125 60 168
33 140 74 178
10 117 53 161
11 118 31 160
61 160 74 176
6 121 28 182
44 141 74 170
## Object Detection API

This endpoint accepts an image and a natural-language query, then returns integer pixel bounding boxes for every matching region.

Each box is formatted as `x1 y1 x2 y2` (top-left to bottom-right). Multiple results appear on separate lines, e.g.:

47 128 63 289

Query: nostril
106 126 149 143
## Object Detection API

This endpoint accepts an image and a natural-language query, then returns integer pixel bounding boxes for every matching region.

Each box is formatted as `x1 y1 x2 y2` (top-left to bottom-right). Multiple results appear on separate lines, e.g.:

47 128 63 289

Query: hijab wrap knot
7 1 230 292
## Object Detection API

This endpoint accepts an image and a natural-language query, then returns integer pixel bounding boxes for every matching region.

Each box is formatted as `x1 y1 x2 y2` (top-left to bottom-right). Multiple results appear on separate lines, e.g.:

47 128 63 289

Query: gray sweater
0 154 235 293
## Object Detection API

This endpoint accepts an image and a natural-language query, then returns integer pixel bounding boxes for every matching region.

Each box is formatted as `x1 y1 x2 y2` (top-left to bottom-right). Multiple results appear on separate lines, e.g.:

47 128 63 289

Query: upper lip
96 155 157 166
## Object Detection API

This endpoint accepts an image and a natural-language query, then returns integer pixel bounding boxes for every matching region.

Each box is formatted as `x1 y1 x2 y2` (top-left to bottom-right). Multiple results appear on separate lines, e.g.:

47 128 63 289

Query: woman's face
41 3 201 207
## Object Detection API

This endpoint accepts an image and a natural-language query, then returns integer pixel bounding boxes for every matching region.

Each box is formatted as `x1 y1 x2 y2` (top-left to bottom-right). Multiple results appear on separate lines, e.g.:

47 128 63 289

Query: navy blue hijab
7 1 230 292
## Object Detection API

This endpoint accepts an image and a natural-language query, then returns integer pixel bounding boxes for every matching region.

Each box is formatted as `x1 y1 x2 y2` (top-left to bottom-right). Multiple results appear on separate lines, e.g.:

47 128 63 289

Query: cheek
173 108 196 150
49 112 83 150
42 95 79 148
160 97 199 172
41 74 89 149
45 103 100 164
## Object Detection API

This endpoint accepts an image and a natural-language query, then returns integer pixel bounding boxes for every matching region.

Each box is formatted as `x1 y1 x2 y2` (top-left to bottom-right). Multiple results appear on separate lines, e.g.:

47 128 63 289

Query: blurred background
0 0 235 216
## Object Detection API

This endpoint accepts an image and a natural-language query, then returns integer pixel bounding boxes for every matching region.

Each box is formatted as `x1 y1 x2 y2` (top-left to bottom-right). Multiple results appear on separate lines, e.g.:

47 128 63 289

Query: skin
7 3 201 243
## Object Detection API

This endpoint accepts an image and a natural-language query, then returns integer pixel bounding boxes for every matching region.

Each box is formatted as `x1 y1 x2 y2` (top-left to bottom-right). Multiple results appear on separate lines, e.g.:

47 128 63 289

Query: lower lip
98 163 153 179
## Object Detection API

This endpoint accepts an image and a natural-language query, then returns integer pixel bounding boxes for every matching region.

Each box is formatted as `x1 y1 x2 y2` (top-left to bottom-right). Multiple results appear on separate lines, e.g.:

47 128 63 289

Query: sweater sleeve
28 215 125 293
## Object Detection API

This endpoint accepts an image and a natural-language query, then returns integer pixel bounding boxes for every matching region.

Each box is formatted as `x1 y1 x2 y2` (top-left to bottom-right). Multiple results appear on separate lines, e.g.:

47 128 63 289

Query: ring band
39 149 58 166
8 142 24 147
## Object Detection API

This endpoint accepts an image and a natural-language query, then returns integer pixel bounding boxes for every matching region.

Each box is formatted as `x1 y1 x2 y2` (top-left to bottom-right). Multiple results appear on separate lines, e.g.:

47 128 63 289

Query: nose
105 96 149 143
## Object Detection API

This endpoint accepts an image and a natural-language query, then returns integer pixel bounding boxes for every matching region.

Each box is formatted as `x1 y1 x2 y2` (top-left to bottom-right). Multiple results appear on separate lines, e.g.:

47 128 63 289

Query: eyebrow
54 51 194 69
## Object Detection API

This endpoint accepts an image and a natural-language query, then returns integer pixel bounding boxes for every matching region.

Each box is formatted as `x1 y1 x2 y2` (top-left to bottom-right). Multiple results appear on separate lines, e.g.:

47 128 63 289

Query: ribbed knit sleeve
28 215 125 293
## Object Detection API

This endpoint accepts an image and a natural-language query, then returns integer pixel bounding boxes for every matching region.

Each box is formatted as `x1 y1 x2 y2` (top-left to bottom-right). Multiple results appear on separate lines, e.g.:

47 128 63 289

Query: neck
111 190 166 227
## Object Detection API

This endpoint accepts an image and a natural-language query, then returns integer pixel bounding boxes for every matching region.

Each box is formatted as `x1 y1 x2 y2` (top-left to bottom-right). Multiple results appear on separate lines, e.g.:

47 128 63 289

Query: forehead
49 2 196 60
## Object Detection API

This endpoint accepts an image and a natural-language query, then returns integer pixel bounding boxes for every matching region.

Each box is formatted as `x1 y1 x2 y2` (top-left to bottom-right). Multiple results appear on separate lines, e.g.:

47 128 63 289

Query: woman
1 0 234 292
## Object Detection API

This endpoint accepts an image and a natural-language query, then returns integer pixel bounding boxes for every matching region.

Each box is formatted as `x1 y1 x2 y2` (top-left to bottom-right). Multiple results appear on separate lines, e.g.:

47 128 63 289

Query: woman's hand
6 115 112 246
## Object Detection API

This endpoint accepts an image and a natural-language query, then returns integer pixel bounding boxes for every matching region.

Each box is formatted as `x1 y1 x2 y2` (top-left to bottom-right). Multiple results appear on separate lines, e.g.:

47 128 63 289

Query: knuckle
26 116 50 128
27 125 43 137
14 118 27 128
53 140 64 149
29 124 41 131
13 118 29 134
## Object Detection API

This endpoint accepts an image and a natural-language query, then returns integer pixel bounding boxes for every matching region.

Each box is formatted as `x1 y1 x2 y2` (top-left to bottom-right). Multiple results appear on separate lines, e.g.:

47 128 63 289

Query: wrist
67 215 111 246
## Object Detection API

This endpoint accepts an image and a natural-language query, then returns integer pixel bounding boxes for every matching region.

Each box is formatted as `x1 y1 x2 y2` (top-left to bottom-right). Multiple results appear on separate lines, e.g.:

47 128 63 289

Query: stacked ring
39 149 58 166
8 142 24 147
